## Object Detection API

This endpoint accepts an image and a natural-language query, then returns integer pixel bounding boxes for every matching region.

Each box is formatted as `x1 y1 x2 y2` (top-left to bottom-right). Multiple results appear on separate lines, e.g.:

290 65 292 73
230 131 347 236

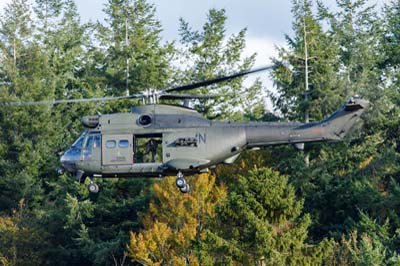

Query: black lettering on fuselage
196 133 206 144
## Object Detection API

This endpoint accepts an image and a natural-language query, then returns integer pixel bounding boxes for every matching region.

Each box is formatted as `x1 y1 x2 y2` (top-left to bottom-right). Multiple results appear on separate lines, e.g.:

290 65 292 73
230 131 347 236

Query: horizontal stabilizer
323 97 370 139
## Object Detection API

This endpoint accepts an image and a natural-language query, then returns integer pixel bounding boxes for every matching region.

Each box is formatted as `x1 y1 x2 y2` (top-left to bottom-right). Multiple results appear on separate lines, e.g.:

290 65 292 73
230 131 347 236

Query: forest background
0 0 400 265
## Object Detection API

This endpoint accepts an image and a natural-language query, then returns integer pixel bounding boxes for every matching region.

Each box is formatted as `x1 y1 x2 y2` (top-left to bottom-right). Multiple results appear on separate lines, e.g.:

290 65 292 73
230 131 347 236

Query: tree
177 9 263 119
2 0 400 264
380 0 400 151
271 0 343 122
0 0 32 68
205 168 332 265
327 230 400 266
127 174 226 265
325 0 382 100
0 200 50 266
97 0 174 112
33 0 64 35
382 0 400 72
0 0 49 212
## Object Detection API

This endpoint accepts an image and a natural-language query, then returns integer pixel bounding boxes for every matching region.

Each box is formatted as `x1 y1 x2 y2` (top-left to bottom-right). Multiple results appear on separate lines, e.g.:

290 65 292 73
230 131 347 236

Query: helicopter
10 66 370 193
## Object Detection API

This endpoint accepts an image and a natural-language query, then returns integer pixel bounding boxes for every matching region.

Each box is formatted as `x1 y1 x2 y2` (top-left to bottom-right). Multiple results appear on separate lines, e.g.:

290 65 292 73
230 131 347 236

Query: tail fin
321 97 370 140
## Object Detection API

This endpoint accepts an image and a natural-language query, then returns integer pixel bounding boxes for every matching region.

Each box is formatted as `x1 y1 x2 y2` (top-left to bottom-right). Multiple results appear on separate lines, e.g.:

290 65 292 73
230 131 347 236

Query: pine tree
325 0 382 100
382 0 400 72
177 9 263 119
271 0 342 122
380 0 400 150
0 0 48 211
0 200 50 266
205 168 332 265
97 0 174 109
0 1 117 265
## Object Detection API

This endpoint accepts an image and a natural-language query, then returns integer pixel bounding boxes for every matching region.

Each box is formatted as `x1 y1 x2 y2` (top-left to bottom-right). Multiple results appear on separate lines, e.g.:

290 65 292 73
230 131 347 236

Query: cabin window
106 140 116 148
119 139 129 148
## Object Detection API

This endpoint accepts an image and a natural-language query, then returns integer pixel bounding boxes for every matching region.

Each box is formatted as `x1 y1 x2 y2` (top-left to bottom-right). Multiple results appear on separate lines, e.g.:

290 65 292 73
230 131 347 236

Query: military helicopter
11 66 370 193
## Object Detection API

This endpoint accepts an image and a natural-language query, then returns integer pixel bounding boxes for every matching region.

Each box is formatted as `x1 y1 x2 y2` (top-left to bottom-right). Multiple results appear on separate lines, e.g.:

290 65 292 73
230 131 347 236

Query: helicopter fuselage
60 98 369 182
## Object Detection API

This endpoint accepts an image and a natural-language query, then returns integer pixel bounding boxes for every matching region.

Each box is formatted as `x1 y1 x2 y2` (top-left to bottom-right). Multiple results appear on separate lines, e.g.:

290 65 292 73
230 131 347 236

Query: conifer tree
271 0 342 122
97 0 174 105
380 0 400 150
0 0 47 211
205 168 332 265
324 0 382 99
178 9 263 119
0 200 50 266
382 0 400 72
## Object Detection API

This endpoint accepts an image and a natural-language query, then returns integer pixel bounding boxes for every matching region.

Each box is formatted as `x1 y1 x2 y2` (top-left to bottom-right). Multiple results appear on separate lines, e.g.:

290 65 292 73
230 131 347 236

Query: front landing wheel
88 182 99 194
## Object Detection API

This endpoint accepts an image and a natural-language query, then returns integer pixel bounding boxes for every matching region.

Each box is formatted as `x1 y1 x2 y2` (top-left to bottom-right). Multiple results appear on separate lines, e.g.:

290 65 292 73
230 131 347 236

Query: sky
0 0 392 108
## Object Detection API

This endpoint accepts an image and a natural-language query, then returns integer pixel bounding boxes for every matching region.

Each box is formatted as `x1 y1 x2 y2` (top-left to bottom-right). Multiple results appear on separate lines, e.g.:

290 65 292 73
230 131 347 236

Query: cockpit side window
83 134 101 160
93 135 101 149
85 136 94 149
72 132 86 148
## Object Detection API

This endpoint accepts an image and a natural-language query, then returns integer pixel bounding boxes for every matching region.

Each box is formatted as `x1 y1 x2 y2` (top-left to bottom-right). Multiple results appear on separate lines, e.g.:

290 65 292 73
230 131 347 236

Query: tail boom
245 97 370 148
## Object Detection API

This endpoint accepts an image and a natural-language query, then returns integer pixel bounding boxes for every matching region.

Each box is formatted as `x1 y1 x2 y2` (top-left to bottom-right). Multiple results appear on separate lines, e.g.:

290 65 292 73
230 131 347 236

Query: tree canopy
0 0 400 265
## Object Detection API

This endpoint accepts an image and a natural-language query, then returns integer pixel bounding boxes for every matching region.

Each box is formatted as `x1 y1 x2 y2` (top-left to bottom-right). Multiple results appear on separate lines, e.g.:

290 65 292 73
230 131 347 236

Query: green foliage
204 168 332 265
271 0 343 121
326 230 400 266
0 200 50 266
382 0 400 71
178 9 263 119
98 0 175 113
268 0 400 264
0 0 400 265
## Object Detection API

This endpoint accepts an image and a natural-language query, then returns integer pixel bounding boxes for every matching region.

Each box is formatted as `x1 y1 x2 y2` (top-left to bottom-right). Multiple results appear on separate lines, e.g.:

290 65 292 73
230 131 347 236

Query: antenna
125 17 130 97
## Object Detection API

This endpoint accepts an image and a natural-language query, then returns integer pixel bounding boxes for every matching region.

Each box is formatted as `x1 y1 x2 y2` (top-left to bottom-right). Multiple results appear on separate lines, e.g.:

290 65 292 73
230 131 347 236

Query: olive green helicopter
11 66 370 193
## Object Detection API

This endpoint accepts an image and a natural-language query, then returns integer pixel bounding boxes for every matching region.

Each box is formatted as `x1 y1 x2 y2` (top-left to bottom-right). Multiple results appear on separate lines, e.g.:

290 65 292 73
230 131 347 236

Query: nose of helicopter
58 148 80 174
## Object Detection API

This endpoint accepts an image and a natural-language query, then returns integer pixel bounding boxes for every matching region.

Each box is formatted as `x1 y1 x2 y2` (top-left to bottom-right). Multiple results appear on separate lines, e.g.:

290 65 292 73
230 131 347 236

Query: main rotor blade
8 94 144 106
159 94 222 100
164 65 272 93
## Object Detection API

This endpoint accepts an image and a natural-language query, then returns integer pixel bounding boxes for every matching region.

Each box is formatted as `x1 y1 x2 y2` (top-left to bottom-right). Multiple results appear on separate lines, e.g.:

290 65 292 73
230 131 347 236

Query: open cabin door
102 134 134 165
134 134 163 163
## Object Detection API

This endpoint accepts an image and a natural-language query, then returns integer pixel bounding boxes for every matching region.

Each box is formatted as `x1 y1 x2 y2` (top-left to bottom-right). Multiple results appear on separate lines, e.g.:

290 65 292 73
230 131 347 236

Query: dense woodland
0 0 399 265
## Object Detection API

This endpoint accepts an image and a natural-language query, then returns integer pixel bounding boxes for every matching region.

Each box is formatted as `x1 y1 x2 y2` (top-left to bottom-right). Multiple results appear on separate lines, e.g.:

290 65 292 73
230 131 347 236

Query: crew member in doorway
145 138 161 162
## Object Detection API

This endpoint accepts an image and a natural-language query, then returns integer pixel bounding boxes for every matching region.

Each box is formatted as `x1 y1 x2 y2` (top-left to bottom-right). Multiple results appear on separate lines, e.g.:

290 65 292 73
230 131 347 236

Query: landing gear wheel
180 184 190 193
176 177 186 188
88 182 99 194
176 171 190 193
176 171 186 188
